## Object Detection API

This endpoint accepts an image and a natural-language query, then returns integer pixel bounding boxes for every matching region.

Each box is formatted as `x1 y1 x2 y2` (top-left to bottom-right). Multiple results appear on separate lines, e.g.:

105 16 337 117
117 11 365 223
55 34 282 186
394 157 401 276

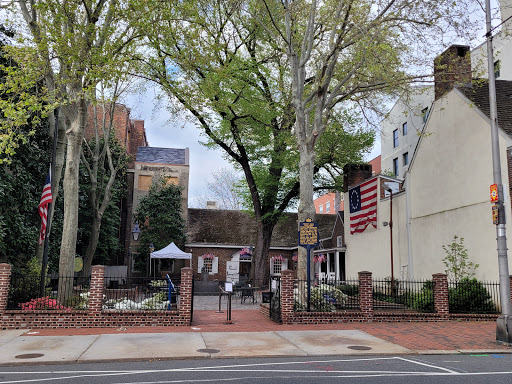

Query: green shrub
448 278 497 314
410 280 434 312
337 283 359 296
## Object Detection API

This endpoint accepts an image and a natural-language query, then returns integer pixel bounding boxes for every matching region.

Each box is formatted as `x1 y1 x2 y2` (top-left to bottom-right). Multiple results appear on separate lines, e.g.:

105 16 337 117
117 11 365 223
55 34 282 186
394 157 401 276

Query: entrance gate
269 276 281 323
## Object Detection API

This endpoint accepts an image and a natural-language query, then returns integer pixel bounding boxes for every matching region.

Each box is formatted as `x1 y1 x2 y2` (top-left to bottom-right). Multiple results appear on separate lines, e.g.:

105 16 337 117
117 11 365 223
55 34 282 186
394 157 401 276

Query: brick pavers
22 309 511 352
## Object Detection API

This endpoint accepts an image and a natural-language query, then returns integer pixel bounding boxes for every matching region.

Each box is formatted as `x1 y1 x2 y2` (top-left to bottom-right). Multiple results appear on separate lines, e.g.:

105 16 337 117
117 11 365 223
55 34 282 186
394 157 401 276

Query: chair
318 272 326 284
327 272 336 284
241 286 255 304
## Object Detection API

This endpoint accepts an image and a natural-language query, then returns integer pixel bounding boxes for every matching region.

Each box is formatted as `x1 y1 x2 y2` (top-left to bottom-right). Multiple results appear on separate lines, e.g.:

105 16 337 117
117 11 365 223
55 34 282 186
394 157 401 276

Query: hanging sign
492 204 499 225
490 184 498 203
298 218 319 248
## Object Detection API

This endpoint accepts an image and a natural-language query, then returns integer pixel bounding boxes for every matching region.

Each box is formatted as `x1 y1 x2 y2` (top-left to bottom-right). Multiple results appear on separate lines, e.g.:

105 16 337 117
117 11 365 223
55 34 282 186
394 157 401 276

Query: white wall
346 88 512 282
409 89 512 280
344 179 409 279
381 87 434 178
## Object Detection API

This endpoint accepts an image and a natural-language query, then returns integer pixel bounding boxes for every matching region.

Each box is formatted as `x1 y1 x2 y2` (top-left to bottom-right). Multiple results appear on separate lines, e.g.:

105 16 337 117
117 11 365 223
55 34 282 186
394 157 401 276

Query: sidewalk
0 309 511 366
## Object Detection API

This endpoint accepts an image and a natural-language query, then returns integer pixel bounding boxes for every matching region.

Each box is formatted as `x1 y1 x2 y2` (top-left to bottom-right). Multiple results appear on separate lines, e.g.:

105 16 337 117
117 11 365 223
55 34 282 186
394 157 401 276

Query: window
325 201 330 213
403 152 409 166
393 129 399 148
202 258 213 273
319 205 323 213
402 122 407 135
197 256 218 275
138 175 152 191
422 107 429 123
272 258 282 275
495 60 501 79
393 157 399 176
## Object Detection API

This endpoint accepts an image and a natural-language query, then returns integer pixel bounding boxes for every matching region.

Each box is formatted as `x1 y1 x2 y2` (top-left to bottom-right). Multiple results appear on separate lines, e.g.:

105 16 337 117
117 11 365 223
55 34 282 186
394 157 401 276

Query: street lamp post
485 0 512 344
132 223 141 241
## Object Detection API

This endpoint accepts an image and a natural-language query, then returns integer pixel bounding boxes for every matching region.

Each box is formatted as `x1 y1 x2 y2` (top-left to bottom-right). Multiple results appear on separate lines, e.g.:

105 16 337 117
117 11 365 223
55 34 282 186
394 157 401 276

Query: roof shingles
458 80 512 135
136 147 187 165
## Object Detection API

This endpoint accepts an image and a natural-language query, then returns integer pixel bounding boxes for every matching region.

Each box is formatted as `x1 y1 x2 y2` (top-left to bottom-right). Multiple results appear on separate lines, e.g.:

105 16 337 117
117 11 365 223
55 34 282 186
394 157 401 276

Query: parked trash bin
262 291 272 303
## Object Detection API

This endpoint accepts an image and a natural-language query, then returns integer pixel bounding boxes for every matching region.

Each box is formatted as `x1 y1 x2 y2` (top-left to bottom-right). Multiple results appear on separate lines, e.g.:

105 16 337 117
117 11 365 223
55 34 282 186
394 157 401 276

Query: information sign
298 218 319 248
492 204 499 225
490 184 498 203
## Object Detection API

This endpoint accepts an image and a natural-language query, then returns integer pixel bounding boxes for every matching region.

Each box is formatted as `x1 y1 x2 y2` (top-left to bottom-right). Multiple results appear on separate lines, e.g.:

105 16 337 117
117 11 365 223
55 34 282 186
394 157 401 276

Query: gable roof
186 209 337 248
457 80 512 136
136 147 188 165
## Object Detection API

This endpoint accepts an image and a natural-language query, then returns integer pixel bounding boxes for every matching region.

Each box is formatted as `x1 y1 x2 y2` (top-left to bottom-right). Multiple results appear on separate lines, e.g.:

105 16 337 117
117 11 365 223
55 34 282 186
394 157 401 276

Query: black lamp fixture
132 222 141 241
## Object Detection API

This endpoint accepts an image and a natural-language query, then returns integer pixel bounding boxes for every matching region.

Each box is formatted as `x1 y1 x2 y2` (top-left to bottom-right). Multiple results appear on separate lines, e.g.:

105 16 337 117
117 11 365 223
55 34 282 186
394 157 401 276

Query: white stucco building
345 46 512 282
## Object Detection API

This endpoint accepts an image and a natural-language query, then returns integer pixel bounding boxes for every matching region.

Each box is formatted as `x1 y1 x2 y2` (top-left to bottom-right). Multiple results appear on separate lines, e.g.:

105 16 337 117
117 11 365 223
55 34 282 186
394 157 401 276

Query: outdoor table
240 286 257 304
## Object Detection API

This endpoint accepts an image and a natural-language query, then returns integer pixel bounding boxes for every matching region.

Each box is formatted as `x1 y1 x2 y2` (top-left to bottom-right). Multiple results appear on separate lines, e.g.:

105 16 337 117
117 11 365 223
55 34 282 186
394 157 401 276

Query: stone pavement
0 296 511 365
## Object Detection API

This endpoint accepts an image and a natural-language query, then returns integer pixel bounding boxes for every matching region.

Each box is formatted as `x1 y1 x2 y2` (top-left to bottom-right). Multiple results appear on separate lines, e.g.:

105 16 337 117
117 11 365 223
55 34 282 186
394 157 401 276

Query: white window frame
197 256 219 275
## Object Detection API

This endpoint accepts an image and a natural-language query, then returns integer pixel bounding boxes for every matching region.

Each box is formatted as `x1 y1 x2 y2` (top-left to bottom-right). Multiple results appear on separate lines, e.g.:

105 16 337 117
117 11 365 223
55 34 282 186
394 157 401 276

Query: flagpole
39 108 59 297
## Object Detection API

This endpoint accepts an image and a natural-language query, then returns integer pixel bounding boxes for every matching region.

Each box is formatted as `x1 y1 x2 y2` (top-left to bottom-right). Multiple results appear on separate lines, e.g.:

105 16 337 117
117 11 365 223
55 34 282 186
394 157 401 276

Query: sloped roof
136 147 187 165
457 80 512 135
186 209 337 248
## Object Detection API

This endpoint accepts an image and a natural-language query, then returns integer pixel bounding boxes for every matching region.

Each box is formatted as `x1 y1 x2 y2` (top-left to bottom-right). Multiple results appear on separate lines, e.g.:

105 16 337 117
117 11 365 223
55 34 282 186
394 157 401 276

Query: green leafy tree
0 27 52 267
132 0 374 282
254 0 479 279
442 235 479 282
133 181 186 274
3 1 141 300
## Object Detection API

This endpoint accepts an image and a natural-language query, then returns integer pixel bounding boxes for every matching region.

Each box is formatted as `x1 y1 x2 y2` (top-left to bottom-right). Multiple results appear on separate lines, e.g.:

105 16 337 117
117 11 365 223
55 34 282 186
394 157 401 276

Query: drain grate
15 353 44 359
347 345 372 351
197 348 220 354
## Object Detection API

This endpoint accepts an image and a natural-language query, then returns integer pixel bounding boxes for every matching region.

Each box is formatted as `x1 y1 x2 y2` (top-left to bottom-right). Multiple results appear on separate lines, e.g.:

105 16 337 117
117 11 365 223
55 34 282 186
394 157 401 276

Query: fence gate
269 276 282 323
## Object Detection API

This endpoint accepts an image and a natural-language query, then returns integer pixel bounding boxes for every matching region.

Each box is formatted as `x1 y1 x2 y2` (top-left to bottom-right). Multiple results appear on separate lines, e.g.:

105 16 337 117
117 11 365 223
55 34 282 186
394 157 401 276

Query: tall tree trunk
35 111 67 264
252 221 275 286
297 141 316 281
82 213 102 278
57 101 87 304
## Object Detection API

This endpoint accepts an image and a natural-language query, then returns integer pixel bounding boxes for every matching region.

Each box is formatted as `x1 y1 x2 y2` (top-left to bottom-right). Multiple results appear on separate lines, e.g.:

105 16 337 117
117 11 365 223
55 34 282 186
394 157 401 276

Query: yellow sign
490 184 498 203
492 204 499 225
298 218 319 247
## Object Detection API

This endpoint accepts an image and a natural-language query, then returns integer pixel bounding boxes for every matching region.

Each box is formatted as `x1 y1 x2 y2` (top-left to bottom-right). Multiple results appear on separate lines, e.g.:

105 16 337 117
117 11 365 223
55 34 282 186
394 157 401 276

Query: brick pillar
88 265 105 314
433 273 449 315
358 271 373 320
0 263 12 312
179 267 193 325
280 269 294 325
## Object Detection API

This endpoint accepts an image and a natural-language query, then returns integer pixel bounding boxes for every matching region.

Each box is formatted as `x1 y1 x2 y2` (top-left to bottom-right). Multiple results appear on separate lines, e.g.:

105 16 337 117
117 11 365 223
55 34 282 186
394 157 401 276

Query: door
226 261 239 283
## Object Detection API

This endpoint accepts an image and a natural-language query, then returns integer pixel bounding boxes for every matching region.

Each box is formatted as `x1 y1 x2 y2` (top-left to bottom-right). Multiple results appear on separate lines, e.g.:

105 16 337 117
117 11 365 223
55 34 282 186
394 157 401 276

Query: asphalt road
1 354 511 384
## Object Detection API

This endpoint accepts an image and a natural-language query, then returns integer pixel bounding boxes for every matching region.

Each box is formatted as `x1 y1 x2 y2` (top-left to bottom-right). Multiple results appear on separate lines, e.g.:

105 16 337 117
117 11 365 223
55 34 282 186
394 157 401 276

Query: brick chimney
434 45 471 101
343 164 373 192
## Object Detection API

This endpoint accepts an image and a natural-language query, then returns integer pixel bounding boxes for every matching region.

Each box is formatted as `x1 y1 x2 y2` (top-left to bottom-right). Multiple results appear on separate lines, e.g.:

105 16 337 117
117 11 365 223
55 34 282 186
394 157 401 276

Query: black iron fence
448 279 500 314
7 273 90 310
372 279 435 313
103 276 181 311
294 278 360 312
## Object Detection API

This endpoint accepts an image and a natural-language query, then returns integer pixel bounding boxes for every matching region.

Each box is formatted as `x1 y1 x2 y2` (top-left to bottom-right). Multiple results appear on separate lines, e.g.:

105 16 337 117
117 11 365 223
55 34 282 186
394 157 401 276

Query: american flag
349 177 378 234
38 169 53 245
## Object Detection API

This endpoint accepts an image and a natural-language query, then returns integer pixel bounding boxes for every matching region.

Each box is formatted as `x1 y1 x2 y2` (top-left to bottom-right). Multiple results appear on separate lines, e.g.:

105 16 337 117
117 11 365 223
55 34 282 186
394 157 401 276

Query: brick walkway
23 308 511 352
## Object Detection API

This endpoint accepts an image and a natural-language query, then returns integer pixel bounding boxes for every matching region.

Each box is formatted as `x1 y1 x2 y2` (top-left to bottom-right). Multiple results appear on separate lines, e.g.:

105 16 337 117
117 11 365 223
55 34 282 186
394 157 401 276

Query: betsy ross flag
38 169 53 245
349 177 378 234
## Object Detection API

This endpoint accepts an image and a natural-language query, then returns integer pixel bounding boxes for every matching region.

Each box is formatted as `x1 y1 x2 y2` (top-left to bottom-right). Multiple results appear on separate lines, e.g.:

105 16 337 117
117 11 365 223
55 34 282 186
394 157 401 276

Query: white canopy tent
150 242 192 276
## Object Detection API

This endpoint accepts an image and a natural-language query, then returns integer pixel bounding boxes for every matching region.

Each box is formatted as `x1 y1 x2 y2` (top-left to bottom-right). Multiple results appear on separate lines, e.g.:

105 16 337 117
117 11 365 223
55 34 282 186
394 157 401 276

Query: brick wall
277 270 500 325
0 265 192 329
0 263 11 311
432 273 449 315
281 270 294 324
358 271 373 320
